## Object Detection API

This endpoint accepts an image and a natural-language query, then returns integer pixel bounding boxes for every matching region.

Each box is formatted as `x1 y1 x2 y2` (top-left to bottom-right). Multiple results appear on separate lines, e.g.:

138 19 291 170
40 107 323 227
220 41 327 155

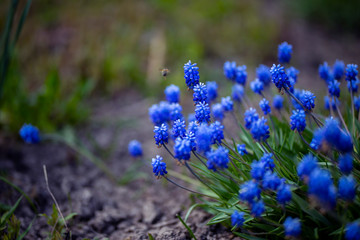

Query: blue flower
339 154 353 175
251 200 265 218
231 211 245 228
270 64 290 90
284 217 301 237
286 66 299 83
250 117 270 142
221 96 234 112
154 123 169 146
210 121 224 144
148 101 170 125
324 118 353 152
195 124 212 153
232 84 245 102
297 154 318 180
299 90 316 111
174 137 192 161
185 131 197 151
256 64 271 86
278 42 292 63
244 108 259 130
237 144 248 156
152 155 167 178
260 153 275 172
211 103 224 122
291 89 303 110
235 65 247 85
324 96 339 111
310 127 325 150
273 95 284 110
338 175 356 201
128 140 143 157
172 119 186 139
308 168 336 208
333 60 345 80
250 160 266 181
290 109 306 132
250 79 264 95
262 171 281 191
259 98 271 115
169 103 183 121
223 61 237 81
164 84 180 103
328 80 340 97
19 124 40 144
345 221 360 240
345 64 358 82
195 101 211 123
354 96 360 111
206 146 229 171
277 184 292 205
206 81 218 102
193 82 208 104
188 121 198 135
347 78 359 93
319 62 332 82
239 180 261 203
184 60 200 89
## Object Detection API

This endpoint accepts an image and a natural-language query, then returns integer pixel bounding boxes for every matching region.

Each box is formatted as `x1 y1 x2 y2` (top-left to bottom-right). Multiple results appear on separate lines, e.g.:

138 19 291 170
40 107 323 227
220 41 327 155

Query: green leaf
177 214 197 240
0 196 23 227
207 212 230 225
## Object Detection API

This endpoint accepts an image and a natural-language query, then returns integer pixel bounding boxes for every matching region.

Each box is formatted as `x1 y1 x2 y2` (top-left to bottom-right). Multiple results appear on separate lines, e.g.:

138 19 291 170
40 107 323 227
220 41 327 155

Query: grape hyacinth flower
235 65 247 85
346 64 358 82
239 180 261 203
328 80 340 98
185 131 196 151
354 96 360 111
286 66 299 83
237 144 248 156
221 96 234 112
128 140 143 157
231 211 245 228
319 62 332 82
262 171 282 191
277 184 292 205
206 146 229 171
195 124 212 153
310 127 325 150
323 118 353 152
278 42 292 63
193 82 208 104
188 121 198 135
259 98 271 115
291 89 303 110
339 154 353 175
345 221 360 240
174 137 192 161
308 168 336 208
338 175 356 201
273 95 284 110
250 79 264 95
164 84 180 103
149 101 170 126
333 59 345 80
223 61 237 81
250 160 266 181
260 153 275 172
250 117 270 142
210 121 224 144
256 64 271 86
232 84 245 102
195 101 211 123
270 64 290 90
152 155 167 178
300 90 316 111
172 119 186 139
184 60 200 89
211 103 224 122
284 217 301 238
251 200 265 218
244 108 259 130
169 103 183 121
206 81 218 102
19 124 40 144
154 123 169 146
347 78 359 93
297 154 318 180
290 109 306 132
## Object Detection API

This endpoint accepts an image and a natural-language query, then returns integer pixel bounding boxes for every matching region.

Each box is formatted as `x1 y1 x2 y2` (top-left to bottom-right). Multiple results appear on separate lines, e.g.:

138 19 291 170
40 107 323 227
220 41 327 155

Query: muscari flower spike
277 184 292 205
250 117 270 142
154 123 169 146
299 90 316 111
232 84 245 102
128 140 143 157
273 95 284 110
210 121 224 144
206 146 229 171
174 137 192 161
270 64 290 90
223 61 237 81
244 108 259 130
256 64 271 86
185 131 196 151
290 109 306 133
172 119 186 139
152 155 167 178
323 117 353 153
19 124 40 144
286 66 299 83
250 160 266 181
169 103 183 121
347 78 359 93
184 60 200 89
206 81 218 102
278 41 292 63
188 121 198 135
284 217 301 238
339 154 353 175
221 96 234 112
211 103 224 122
193 82 208 104
164 84 180 103
148 101 170 126
239 180 261 203
251 200 265 218
195 101 211 123
338 175 356 202
237 144 248 156
250 79 264 95
319 62 332 82
309 127 325 150
231 211 245 228
235 65 247 85
333 59 345 80
291 89 303 110
260 153 275 172
345 221 360 240
328 80 340 98
308 168 337 208
262 171 282 191
195 124 212 153
345 64 358 82
297 153 318 180
259 98 271 115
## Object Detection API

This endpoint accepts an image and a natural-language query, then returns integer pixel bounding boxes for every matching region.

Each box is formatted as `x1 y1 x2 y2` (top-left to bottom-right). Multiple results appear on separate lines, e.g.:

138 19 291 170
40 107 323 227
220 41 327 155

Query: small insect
160 68 170 77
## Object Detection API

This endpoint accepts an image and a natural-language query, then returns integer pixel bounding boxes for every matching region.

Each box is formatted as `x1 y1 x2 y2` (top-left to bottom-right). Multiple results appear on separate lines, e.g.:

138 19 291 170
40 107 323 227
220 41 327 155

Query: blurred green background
1 0 360 133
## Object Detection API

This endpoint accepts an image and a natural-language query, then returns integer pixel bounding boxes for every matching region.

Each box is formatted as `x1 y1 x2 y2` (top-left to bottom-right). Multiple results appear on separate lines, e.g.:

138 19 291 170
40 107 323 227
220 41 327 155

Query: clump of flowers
143 44 360 239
